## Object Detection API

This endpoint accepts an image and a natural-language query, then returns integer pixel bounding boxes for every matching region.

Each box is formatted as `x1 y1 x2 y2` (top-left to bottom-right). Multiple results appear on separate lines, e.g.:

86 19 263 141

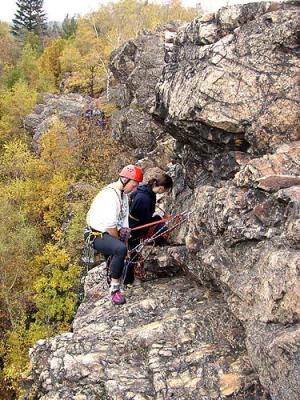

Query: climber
129 173 173 237
124 173 173 284
86 164 143 305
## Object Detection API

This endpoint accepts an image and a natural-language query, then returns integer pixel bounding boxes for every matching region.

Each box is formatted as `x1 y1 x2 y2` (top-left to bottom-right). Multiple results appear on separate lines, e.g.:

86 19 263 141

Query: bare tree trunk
98 56 112 101
90 66 95 97
89 14 99 39
106 70 112 101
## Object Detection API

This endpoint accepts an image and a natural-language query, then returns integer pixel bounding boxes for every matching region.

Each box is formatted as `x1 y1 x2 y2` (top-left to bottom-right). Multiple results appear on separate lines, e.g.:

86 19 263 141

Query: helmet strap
119 177 130 190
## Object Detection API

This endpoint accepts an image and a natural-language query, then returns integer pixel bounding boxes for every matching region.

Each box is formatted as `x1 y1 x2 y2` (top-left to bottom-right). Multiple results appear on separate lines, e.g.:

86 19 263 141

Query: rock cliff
27 1 299 399
152 2 300 399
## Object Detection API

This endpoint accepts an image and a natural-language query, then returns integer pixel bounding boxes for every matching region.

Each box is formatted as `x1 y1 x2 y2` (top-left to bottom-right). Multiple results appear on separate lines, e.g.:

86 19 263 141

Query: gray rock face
151 2 300 398
153 3 300 155
28 264 268 400
109 25 178 160
24 93 93 153
246 321 300 400
111 107 166 157
110 25 178 111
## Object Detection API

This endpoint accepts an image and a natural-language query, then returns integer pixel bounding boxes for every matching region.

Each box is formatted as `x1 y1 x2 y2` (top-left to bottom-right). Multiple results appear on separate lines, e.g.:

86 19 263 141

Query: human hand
119 227 131 241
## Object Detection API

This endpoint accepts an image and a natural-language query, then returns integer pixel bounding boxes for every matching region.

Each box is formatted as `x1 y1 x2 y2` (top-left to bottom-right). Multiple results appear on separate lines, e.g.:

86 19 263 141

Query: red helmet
119 165 143 182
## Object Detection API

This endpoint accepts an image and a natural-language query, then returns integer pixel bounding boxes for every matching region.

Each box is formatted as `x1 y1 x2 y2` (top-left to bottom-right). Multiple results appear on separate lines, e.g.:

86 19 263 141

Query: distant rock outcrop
27 2 300 399
24 93 93 153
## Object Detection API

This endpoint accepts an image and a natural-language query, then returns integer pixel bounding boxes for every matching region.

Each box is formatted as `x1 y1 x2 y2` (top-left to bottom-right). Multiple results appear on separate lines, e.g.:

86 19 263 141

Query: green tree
61 14 78 39
12 0 47 38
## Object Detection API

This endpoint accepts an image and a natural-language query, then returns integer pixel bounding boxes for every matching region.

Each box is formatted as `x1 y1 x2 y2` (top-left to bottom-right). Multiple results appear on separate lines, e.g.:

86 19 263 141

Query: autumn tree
59 0 197 96
0 80 38 144
0 23 20 86
38 38 65 86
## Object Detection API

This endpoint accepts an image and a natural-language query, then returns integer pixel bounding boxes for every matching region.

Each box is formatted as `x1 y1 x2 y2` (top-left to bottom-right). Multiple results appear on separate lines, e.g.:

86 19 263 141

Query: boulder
24 93 93 153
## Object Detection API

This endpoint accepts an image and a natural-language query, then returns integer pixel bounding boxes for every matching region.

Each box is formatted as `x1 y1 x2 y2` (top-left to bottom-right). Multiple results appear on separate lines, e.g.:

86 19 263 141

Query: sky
0 0 264 23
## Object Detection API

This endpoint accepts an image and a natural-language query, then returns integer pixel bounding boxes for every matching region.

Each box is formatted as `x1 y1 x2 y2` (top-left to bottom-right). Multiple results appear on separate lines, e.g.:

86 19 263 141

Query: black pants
93 233 127 279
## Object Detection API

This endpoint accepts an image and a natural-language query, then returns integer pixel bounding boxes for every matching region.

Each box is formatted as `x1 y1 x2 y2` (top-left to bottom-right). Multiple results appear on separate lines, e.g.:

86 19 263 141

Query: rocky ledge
28 259 269 400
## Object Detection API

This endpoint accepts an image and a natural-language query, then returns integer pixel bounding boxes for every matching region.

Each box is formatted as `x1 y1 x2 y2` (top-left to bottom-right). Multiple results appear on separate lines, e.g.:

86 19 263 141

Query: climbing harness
81 227 103 271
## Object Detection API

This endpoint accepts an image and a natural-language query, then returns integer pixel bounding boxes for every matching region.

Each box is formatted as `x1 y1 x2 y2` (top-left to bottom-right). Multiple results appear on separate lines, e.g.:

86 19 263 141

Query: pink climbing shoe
111 290 126 305
110 285 126 305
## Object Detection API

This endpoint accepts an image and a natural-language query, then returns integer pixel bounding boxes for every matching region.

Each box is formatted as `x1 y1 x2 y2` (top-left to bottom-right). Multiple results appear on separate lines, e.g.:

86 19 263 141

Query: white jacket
86 182 129 232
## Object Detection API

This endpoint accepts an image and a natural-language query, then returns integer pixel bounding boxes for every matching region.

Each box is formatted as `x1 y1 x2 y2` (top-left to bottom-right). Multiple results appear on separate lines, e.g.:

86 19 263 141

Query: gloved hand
119 227 131 241
155 206 168 219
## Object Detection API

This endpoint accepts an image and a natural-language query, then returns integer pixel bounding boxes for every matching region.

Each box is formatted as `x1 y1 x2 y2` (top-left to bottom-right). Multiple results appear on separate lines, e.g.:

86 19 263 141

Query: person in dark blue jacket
129 173 173 237
124 173 173 285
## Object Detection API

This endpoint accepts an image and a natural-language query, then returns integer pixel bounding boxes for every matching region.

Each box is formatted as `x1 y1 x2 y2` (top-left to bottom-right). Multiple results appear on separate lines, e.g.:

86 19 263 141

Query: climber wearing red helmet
119 164 144 184
86 164 143 305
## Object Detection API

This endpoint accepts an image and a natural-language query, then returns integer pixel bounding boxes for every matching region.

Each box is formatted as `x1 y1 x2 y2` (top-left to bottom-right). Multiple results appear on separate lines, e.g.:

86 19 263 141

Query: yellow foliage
32 243 80 324
0 139 33 180
2 243 81 394
1 119 77 232
59 43 81 73
34 242 70 269
57 0 197 96
0 81 38 143
61 72 89 94
0 195 42 359
38 38 66 85
40 117 77 176
4 177 45 225
65 202 89 258
75 118 131 184
4 173 71 232
3 319 55 397
0 22 20 83
95 100 118 116
42 173 71 230
18 44 40 88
